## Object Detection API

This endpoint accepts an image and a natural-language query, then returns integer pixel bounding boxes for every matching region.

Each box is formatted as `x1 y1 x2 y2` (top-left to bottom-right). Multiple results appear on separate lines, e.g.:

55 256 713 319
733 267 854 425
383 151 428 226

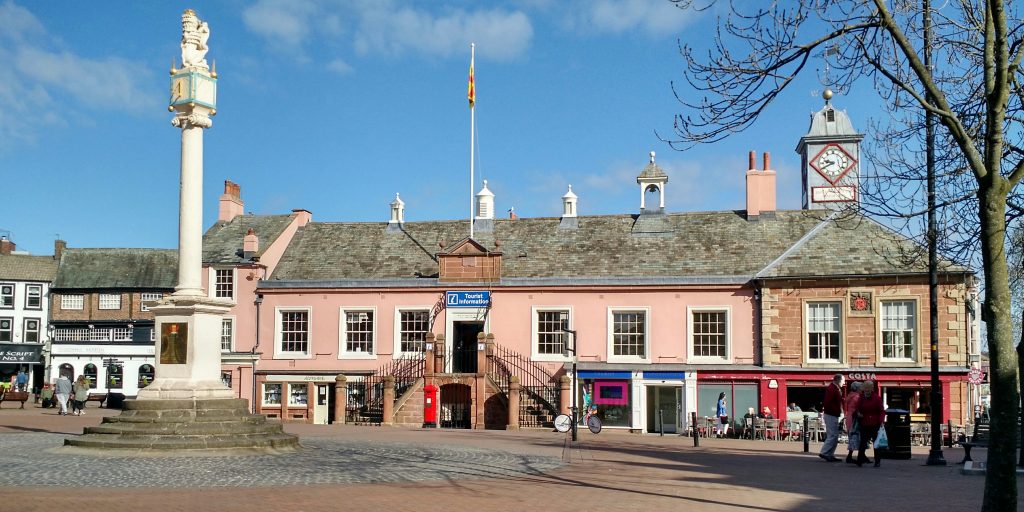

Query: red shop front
698 369 969 424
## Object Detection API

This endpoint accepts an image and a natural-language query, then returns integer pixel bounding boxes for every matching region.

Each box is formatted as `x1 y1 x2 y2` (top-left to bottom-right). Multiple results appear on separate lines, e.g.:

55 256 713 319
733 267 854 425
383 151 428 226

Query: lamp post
562 327 578 442
252 293 263 414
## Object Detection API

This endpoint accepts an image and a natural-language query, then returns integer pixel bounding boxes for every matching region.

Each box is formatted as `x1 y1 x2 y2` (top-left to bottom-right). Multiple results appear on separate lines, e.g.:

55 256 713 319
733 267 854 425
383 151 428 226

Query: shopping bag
874 425 889 450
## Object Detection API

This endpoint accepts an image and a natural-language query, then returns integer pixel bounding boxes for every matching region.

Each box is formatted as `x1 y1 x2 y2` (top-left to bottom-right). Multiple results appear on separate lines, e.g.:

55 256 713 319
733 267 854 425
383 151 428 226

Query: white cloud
0 2 156 151
326 58 353 75
569 0 695 36
240 1 533 62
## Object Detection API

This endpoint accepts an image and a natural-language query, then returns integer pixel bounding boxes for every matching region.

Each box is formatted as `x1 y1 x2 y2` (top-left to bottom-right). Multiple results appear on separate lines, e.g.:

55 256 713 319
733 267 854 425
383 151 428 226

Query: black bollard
692 412 699 447
659 409 664 437
947 419 954 448
803 416 810 453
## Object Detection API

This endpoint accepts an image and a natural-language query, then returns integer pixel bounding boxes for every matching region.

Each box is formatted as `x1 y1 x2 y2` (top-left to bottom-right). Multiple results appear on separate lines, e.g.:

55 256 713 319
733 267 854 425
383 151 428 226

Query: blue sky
1 1 884 255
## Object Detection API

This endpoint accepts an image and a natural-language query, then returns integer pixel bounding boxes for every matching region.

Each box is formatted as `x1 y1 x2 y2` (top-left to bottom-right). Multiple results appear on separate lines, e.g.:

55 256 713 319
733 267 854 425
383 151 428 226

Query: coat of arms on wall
849 291 873 315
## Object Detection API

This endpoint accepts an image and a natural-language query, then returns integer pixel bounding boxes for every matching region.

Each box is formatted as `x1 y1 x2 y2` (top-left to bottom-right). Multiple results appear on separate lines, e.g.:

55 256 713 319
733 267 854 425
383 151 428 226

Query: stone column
424 333 435 376
174 115 208 297
434 334 446 373
382 376 395 426
508 375 520 430
333 374 347 425
476 332 489 376
559 375 571 415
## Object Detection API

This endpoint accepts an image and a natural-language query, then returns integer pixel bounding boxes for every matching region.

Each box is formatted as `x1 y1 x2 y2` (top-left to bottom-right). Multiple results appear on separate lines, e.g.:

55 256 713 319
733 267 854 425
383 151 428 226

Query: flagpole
469 43 475 239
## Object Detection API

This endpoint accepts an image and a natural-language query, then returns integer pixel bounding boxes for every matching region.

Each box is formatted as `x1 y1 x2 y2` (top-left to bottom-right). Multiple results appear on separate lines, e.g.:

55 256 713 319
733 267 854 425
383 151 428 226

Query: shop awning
0 343 43 365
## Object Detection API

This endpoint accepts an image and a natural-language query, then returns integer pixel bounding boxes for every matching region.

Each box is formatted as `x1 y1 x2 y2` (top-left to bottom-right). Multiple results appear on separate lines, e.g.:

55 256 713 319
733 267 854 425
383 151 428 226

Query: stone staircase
64 398 298 452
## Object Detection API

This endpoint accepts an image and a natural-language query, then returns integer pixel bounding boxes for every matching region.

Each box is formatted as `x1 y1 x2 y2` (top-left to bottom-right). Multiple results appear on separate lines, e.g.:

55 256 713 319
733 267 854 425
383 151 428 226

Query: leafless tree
667 1 1024 508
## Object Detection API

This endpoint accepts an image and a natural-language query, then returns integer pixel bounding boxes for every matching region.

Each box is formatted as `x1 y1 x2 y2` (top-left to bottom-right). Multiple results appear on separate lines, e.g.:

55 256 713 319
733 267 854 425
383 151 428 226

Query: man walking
15 369 27 392
819 373 845 462
54 374 72 416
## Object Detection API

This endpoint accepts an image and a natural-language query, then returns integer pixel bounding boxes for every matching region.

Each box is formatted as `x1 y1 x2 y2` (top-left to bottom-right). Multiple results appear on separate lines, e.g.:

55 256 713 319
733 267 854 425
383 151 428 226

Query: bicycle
554 406 602 434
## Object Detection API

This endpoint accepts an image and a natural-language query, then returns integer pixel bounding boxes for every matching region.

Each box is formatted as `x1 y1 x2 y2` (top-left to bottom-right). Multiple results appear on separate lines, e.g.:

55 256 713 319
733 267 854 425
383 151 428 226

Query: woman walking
716 392 729 437
855 381 886 467
72 375 90 416
844 381 862 463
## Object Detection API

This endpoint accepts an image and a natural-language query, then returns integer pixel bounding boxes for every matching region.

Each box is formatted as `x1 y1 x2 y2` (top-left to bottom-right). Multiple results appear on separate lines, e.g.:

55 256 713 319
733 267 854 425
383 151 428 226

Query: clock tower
795 89 864 209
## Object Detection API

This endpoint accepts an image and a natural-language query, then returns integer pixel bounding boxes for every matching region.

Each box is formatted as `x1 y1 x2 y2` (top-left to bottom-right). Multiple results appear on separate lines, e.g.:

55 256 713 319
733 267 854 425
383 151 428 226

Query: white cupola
475 180 495 220
389 193 405 224
562 185 578 217
637 151 668 212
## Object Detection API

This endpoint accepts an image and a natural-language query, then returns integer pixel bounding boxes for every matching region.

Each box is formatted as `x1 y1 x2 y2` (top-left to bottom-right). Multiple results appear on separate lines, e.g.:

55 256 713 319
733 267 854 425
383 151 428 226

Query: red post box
423 383 438 428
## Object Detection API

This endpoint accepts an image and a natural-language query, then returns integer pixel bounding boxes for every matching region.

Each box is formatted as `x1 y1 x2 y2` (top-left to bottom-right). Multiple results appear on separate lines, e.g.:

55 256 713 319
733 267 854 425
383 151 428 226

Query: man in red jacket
818 373 845 462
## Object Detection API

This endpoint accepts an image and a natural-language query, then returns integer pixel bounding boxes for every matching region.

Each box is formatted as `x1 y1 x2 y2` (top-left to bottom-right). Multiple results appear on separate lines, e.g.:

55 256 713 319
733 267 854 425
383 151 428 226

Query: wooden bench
0 391 30 409
85 394 108 408
960 418 1021 463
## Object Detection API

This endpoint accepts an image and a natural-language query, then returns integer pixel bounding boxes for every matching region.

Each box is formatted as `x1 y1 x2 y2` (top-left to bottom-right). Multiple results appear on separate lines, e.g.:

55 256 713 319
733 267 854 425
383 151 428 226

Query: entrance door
452 321 483 373
646 386 681 433
313 384 331 425
440 383 472 428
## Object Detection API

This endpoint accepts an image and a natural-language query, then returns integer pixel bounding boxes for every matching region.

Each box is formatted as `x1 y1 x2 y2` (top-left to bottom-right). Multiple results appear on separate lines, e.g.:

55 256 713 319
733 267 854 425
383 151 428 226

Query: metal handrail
487 345 560 427
355 353 425 423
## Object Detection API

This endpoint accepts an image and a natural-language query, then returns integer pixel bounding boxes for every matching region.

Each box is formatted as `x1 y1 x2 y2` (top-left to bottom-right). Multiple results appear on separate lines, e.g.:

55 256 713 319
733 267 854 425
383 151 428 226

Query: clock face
812 145 856 184
170 77 188 104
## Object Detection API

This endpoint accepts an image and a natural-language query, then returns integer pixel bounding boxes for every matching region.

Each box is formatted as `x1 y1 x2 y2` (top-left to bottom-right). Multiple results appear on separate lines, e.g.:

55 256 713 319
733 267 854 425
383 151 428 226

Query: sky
0 0 885 256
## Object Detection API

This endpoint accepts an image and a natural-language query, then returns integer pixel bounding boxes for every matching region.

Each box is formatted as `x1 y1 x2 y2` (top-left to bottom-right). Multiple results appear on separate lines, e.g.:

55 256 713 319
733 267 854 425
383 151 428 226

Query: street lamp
561 327 578 442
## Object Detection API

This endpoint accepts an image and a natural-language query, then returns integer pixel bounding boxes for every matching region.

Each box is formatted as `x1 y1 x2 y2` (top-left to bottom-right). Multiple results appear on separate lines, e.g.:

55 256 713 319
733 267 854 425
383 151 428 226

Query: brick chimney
243 228 259 260
218 180 244 222
0 236 13 255
746 151 777 221
54 239 66 261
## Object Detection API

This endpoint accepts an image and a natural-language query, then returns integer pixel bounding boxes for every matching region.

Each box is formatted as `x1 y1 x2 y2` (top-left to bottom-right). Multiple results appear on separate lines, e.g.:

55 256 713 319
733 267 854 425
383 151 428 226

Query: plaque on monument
160 323 188 365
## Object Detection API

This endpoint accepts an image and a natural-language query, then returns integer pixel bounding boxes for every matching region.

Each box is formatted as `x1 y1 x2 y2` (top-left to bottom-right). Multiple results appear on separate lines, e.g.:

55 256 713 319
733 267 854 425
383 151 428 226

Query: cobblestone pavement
0 432 562 488
0 407 1014 512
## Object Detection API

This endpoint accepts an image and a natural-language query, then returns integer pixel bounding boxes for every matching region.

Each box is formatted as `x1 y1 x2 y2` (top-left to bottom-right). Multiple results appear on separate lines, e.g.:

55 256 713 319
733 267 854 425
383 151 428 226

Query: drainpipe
252 293 263 414
753 282 763 367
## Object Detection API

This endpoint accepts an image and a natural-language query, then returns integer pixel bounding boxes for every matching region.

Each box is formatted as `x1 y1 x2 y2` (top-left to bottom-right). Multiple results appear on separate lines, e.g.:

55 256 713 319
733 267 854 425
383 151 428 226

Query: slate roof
267 209 972 286
52 249 177 290
0 254 58 282
203 214 295 264
636 161 668 181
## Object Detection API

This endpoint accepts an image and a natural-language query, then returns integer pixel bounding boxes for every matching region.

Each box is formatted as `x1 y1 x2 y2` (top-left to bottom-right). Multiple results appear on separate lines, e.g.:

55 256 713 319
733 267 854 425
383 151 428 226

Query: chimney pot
763 152 771 171
243 228 259 259
54 239 66 261
219 180 245 222
749 151 756 171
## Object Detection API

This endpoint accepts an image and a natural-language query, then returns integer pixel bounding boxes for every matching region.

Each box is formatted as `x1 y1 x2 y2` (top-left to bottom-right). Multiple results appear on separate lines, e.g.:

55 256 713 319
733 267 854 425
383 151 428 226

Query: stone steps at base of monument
123 398 252 411
105 410 271 423
64 432 300 451
84 421 284 436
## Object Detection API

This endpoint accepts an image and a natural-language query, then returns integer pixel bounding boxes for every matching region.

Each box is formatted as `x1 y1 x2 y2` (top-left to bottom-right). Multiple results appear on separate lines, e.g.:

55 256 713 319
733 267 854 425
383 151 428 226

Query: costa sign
847 372 877 381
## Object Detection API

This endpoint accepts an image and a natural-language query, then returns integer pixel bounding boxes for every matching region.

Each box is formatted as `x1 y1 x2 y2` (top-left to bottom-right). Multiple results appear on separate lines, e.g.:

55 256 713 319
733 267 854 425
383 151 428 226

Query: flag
467 61 475 108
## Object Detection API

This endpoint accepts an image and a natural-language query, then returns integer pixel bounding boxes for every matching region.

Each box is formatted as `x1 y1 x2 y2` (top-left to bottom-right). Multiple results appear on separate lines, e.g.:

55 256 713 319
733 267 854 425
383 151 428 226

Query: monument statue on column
64 10 297 453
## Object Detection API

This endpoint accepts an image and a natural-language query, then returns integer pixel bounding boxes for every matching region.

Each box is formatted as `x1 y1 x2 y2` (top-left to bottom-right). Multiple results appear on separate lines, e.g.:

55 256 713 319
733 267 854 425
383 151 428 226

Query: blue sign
446 291 491 308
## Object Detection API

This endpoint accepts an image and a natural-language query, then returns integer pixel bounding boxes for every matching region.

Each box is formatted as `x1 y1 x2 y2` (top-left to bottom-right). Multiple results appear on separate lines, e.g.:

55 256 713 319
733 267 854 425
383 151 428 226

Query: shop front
0 343 43 392
257 373 340 423
574 367 697 434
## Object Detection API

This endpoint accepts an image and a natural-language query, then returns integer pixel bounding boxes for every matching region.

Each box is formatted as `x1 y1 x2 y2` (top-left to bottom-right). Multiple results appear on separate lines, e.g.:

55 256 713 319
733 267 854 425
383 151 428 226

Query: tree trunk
979 182 1020 511
1017 306 1024 467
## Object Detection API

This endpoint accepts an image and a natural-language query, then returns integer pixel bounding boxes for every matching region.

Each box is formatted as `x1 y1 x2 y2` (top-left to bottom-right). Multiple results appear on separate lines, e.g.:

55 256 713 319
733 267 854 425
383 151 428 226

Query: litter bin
105 392 126 409
877 408 911 459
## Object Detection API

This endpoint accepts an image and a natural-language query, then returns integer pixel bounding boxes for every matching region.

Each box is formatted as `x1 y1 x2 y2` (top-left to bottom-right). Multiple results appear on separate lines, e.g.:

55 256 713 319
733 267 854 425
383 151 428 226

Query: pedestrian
39 383 54 408
716 392 729 437
855 381 886 467
844 381 863 463
818 373 845 462
54 374 72 416
72 375 90 416
16 369 27 392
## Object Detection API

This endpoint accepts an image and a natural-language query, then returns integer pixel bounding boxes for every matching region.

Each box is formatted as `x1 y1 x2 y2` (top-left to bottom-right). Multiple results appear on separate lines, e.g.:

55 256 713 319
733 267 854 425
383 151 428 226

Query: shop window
341 308 375 357
697 382 758 431
533 308 570 359
25 284 42 309
83 364 97 388
263 383 282 405
277 309 310 356
289 383 308 406
138 364 155 388
608 308 648 361
881 300 916 360
580 379 632 428
23 318 40 343
59 363 74 379
806 302 842 362
106 364 123 389
397 309 429 354
689 307 729 361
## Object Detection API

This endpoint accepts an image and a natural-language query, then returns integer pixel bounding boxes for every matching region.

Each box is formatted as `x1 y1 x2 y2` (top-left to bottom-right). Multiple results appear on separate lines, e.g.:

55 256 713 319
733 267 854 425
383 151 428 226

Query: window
61 294 84 310
881 300 917 360
609 309 648 360
140 292 163 312
106 363 123 389
220 371 232 388
138 364 155 388
98 293 121 310
25 285 42 309
277 309 309 355
263 383 282 405
807 302 842 362
221 318 234 352
397 309 429 353
0 318 11 342
533 308 570 359
289 383 308 406
83 364 97 388
0 284 12 308
112 327 132 341
341 309 375 356
23 318 40 343
690 308 729 361
214 269 234 299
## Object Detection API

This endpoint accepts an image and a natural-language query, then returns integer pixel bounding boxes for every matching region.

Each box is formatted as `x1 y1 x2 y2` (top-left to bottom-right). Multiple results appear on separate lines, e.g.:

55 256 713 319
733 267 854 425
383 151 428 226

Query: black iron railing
488 345 561 428
350 353 425 424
